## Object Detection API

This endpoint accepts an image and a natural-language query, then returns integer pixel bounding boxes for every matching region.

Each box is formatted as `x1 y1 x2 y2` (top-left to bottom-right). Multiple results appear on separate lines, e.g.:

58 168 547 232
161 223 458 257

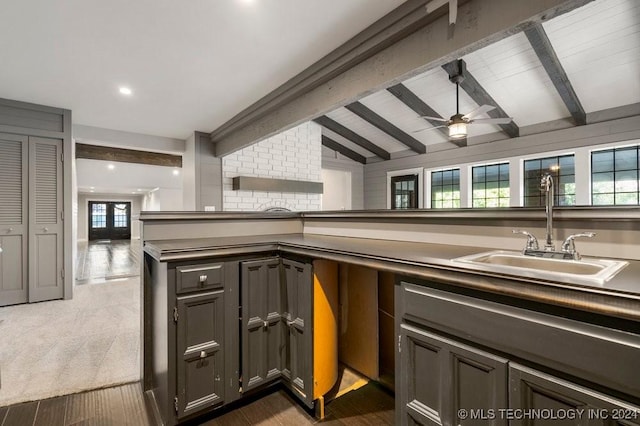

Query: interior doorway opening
88 201 132 240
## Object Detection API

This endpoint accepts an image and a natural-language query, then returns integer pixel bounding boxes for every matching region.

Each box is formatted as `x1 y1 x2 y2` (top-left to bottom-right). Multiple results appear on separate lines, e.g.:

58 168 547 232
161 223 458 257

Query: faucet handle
513 229 539 251
561 232 596 258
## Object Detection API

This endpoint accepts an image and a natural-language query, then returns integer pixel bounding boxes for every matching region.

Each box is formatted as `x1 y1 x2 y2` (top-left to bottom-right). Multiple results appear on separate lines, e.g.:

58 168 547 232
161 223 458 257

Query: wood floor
0 381 394 425
75 240 141 283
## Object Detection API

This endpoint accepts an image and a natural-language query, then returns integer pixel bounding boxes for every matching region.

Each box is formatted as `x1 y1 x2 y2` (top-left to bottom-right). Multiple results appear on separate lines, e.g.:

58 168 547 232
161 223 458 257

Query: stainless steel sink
452 250 628 285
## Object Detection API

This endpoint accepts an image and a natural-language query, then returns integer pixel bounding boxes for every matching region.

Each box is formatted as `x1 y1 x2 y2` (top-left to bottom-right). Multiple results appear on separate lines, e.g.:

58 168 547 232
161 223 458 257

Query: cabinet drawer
176 263 224 293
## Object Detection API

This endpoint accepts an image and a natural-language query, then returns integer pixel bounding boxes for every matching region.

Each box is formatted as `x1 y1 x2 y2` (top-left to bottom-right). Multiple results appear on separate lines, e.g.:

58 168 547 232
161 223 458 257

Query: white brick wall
222 122 322 211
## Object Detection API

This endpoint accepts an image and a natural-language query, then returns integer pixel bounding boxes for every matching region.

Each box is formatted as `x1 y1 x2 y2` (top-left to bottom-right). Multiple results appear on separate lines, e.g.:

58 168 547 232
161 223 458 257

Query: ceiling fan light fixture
448 114 467 139
449 122 467 139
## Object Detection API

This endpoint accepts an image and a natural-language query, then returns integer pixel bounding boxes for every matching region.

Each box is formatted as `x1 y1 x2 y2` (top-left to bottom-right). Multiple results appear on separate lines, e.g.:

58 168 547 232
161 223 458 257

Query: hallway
75 240 141 283
0 240 141 407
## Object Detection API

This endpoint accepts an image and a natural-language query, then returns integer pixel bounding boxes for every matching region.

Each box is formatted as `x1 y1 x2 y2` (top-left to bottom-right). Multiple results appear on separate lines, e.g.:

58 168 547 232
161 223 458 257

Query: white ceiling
0 0 404 139
323 0 640 159
76 159 183 195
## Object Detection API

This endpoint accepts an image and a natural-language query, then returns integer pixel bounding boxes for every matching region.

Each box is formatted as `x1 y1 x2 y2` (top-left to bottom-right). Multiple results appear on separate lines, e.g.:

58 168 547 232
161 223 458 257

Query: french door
88 202 131 240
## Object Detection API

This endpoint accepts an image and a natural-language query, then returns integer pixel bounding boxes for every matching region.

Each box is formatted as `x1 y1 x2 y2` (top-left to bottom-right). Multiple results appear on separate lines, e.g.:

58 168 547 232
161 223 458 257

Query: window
91 203 107 228
523 155 575 207
431 168 460 208
472 163 510 208
391 174 419 209
113 203 129 228
591 145 639 205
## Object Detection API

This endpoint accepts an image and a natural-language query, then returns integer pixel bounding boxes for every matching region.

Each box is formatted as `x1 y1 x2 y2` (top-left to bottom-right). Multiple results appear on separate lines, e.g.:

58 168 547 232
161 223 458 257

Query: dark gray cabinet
241 257 284 391
176 290 225 418
399 323 508 426
145 253 314 425
396 280 640 426
282 258 313 408
510 364 640 426
240 257 314 408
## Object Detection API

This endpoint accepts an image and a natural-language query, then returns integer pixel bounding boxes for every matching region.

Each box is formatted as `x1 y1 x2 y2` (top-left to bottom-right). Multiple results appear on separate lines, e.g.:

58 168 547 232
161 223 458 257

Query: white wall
222 122 322 211
322 147 365 210
321 168 352 210
77 194 143 241
142 188 184 212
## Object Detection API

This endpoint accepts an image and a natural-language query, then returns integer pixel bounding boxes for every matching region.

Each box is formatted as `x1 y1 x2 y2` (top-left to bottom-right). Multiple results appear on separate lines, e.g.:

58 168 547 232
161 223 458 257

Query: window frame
470 162 510 208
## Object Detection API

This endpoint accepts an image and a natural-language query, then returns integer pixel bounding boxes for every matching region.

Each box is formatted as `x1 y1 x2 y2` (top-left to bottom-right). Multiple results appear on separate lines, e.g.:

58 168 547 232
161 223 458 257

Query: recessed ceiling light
119 87 133 95
131 192 137 194
173 169 180 176
137 188 142 191
90 189 95 193
107 164 115 170
90 187 95 190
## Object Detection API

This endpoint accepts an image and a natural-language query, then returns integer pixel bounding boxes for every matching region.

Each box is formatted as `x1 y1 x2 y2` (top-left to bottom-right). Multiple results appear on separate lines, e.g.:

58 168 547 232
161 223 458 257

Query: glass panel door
88 201 131 240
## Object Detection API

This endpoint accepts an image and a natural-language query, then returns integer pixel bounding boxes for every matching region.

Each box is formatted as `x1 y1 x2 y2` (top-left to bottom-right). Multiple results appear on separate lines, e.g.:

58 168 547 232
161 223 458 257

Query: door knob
6 228 13 233
263 320 269 328
200 350 206 359
43 227 49 232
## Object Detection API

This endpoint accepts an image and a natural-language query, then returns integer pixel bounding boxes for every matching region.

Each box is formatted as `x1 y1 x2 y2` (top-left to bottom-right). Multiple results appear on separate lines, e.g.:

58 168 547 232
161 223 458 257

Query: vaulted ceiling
317 0 640 163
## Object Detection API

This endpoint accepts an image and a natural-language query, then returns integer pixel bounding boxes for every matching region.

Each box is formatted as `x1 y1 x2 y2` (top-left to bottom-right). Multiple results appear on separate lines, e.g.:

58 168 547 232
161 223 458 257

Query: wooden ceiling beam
313 116 391 160
76 143 182 167
387 83 466 147
321 135 367 164
525 23 586 126
345 101 426 154
442 59 520 138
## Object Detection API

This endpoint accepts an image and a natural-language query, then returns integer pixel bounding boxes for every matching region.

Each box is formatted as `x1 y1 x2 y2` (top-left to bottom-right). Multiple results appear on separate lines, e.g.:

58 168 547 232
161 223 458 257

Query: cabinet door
399 324 508 426
28 137 63 303
241 257 283 392
510 364 640 426
282 258 314 408
0 133 28 306
176 290 225 419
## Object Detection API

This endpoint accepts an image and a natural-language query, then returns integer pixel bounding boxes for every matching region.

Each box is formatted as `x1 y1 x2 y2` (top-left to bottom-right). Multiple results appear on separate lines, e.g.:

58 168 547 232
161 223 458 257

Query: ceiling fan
415 60 513 140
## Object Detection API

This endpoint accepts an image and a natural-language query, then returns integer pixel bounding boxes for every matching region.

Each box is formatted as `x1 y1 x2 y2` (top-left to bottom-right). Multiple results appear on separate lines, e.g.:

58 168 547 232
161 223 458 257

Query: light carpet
0 277 140 406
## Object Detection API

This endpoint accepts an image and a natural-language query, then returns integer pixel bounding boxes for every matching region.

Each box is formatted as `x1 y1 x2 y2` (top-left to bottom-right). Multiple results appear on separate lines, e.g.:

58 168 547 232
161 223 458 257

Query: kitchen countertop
144 233 640 322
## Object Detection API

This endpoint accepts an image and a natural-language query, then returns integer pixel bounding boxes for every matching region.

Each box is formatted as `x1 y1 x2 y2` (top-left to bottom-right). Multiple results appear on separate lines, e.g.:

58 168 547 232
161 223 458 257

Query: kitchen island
140 209 640 425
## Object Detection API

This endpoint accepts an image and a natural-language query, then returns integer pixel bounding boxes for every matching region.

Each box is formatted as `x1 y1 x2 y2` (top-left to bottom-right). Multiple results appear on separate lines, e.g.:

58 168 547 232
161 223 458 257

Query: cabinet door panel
177 290 224 418
400 324 508 426
510 364 640 426
241 257 282 392
0 133 28 306
282 259 313 408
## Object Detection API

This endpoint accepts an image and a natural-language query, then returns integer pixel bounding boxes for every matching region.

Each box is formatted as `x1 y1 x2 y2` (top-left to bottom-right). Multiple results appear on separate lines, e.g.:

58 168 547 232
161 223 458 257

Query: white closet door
28 136 63 302
0 133 28 306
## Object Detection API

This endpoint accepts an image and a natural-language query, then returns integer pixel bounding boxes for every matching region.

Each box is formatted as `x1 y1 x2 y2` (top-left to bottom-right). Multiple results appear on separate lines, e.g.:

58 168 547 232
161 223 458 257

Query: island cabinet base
395 280 640 426
143 252 314 425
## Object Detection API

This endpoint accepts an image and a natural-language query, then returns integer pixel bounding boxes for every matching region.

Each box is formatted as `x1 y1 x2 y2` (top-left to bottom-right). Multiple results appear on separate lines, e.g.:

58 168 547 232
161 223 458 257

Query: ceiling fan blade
470 117 513 125
462 104 496 120
419 115 448 122
412 125 446 133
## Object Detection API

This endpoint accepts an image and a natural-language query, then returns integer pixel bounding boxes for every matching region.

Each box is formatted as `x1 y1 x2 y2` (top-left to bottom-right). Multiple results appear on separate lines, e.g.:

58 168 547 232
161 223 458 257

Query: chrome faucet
541 173 555 251
513 173 596 259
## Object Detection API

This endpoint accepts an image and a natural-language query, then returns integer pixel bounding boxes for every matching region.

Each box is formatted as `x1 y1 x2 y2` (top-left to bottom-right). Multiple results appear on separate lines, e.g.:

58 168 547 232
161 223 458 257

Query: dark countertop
144 233 640 321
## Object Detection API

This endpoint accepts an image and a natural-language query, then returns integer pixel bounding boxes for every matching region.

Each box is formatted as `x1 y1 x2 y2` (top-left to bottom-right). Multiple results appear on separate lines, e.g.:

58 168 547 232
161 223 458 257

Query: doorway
88 201 132 240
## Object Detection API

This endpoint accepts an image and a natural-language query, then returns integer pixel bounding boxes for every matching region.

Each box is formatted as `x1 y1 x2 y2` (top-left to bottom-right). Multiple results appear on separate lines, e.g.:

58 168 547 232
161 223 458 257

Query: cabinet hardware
173 307 179 323
60 269 65 279
263 320 269 329
199 275 207 284
286 320 295 327
215 374 221 382
43 227 48 232
174 397 179 414
200 350 206 359
398 335 402 353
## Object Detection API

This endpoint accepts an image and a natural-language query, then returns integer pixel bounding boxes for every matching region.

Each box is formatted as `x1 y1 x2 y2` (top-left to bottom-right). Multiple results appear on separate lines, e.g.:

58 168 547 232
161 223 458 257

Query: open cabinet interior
313 260 395 408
